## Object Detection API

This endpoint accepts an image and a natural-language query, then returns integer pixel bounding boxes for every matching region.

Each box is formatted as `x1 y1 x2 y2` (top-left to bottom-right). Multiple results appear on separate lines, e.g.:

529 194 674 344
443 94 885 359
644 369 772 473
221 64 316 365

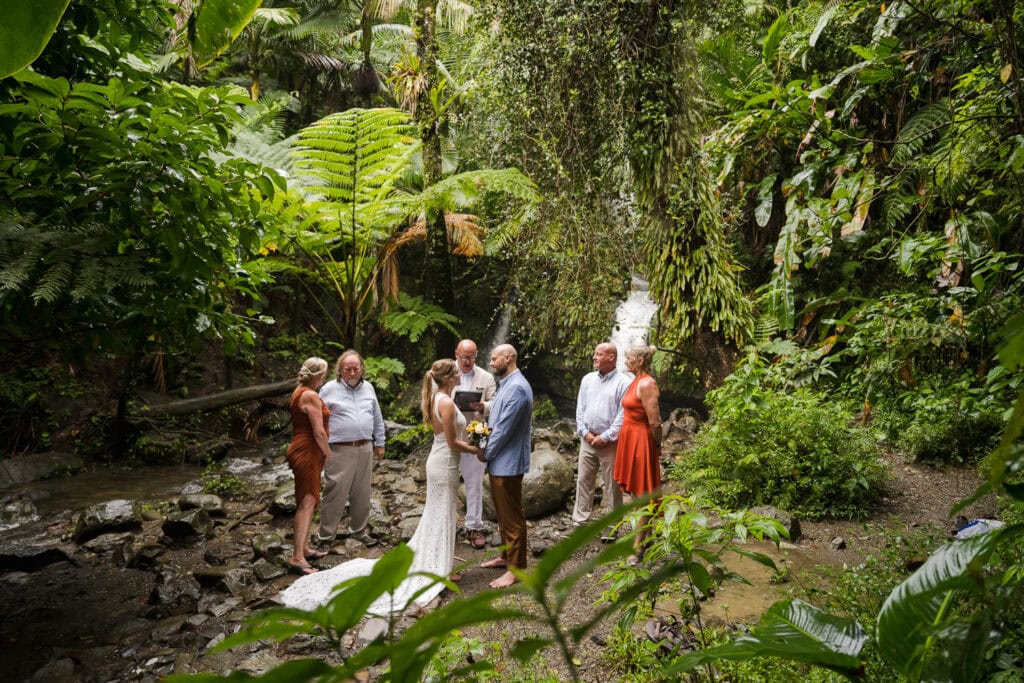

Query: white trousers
459 450 487 530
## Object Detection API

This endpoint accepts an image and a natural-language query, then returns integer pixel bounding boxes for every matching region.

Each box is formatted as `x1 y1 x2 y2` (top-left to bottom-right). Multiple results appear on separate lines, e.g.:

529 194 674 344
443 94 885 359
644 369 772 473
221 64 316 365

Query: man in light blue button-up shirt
315 350 386 548
572 343 631 536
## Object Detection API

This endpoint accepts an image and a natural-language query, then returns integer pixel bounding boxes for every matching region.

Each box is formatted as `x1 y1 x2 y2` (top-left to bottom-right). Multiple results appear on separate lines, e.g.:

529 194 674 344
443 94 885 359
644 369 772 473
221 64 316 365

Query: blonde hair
297 357 328 386
421 359 458 424
624 345 656 373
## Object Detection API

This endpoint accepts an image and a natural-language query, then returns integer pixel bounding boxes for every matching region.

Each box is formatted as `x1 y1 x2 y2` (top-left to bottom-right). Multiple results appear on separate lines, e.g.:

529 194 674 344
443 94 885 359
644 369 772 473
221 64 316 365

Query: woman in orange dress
286 357 331 574
612 345 662 564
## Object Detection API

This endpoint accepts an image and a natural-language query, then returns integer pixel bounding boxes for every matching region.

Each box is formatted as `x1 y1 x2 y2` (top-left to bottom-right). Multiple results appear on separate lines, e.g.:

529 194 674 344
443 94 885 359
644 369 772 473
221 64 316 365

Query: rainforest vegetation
2 0 1023 680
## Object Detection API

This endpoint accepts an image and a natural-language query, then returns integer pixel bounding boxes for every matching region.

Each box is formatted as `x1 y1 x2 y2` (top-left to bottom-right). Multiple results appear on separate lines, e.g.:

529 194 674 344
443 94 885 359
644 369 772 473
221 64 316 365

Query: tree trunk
415 0 455 314
141 379 295 417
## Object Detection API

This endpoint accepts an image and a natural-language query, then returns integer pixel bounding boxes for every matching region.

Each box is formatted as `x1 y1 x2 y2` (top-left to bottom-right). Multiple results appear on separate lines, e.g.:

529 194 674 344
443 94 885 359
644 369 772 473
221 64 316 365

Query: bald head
455 339 479 374
593 343 617 375
489 344 518 378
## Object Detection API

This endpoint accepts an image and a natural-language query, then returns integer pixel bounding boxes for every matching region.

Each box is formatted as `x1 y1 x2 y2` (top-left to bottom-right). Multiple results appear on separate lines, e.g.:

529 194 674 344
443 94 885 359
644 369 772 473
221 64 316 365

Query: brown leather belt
333 439 370 447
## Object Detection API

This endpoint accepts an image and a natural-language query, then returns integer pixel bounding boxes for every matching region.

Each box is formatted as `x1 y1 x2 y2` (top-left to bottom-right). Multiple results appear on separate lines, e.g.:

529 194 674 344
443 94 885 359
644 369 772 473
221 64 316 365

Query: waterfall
610 275 658 372
484 305 511 357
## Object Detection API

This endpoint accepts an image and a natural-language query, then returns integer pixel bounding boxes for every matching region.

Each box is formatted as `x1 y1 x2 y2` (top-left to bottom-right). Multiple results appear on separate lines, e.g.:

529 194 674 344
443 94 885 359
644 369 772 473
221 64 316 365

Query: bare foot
489 571 518 588
479 557 507 569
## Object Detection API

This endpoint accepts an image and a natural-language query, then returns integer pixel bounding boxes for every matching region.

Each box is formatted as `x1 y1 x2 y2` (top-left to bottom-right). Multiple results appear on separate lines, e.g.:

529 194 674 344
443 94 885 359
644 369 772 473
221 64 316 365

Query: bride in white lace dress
281 359 483 615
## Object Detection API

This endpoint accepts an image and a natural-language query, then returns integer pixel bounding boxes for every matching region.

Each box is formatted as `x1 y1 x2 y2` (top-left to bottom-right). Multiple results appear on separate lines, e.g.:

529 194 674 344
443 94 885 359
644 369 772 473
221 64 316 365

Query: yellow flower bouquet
466 420 491 446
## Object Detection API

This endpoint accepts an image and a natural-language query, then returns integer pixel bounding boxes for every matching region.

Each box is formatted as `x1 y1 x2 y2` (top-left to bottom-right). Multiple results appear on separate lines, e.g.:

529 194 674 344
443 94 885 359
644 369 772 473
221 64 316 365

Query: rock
271 483 295 515
192 565 234 588
830 536 846 550
237 650 286 674
180 480 205 496
30 656 77 682
749 506 802 542
203 540 250 566
186 613 210 629
358 617 388 642
0 539 74 572
178 494 225 517
0 452 83 486
150 565 203 614
394 477 418 494
74 499 143 542
252 559 286 582
532 419 579 452
224 458 261 476
482 445 575 520
162 508 213 539
398 516 421 541
129 544 166 570
222 567 254 595
663 408 702 452
0 496 39 531
251 532 287 562
82 531 135 554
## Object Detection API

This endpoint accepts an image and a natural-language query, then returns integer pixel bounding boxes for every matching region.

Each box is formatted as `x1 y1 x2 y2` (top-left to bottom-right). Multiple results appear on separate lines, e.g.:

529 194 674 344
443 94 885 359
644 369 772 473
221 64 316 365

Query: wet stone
74 499 143 542
251 532 286 561
83 531 135 554
222 567 254 595
150 565 202 614
162 508 213 540
252 558 286 582
271 484 296 515
129 544 166 570
178 494 225 517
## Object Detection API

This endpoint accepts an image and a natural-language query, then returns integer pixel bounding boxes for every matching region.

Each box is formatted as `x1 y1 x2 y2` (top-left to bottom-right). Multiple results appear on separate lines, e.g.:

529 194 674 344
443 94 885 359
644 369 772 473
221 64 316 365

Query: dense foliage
675 356 889 519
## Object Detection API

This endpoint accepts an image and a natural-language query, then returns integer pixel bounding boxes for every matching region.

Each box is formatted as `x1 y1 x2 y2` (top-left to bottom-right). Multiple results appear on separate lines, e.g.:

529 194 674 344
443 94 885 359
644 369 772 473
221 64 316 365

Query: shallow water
8 464 202 519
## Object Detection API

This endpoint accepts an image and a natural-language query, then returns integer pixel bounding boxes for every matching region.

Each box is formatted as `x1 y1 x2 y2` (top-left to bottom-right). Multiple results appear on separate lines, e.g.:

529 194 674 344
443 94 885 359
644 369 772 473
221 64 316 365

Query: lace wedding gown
281 393 464 615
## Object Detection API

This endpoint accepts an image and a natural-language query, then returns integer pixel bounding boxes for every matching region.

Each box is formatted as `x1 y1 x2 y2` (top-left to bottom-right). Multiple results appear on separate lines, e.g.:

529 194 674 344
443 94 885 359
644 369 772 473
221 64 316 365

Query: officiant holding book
454 339 498 549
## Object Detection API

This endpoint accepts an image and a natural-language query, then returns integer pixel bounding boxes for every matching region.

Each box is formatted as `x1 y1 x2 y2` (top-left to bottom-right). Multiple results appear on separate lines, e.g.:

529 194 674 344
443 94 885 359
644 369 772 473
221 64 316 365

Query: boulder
251 532 287 562
82 531 135 554
532 419 579 453
128 543 166 570
150 565 202 614
270 483 295 515
0 496 39 531
0 539 75 572
482 444 575 520
74 499 143 542
178 494 225 517
134 433 185 465
162 508 213 539
252 559 286 582
0 452 83 486
663 407 703 453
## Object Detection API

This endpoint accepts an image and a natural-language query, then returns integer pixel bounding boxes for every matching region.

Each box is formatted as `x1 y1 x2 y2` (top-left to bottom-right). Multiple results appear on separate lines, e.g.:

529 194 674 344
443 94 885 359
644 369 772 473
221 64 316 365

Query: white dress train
280 394 464 615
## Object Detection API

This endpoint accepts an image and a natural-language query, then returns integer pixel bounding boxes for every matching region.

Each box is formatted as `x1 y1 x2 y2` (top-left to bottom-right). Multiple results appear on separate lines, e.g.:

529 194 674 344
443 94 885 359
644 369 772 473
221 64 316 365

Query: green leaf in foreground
0 0 72 79
665 598 867 679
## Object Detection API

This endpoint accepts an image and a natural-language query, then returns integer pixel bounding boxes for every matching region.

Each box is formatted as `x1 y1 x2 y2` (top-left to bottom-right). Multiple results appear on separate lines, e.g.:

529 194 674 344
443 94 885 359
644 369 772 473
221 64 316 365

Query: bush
674 386 888 520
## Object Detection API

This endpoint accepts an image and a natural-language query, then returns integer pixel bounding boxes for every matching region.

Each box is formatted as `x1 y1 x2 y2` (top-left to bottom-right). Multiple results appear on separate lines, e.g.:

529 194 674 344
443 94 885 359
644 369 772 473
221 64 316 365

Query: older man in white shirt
452 339 497 549
572 343 631 541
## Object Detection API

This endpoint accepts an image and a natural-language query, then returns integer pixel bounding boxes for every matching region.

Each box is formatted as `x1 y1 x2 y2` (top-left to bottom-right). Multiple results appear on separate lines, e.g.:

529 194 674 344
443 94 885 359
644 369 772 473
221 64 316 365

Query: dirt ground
428 451 996 682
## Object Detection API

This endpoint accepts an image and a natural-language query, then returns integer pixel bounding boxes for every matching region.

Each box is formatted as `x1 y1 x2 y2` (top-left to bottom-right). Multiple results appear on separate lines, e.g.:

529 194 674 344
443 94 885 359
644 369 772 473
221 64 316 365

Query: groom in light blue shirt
477 343 532 588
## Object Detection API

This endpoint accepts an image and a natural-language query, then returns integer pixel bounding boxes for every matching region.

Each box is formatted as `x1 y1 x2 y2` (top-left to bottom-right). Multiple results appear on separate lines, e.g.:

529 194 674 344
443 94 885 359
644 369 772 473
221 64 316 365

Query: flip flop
288 561 319 575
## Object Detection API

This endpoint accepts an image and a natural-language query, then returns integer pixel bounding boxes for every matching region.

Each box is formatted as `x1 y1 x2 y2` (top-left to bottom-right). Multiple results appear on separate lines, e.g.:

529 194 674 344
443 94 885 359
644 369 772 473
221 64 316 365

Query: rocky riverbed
0 413 703 682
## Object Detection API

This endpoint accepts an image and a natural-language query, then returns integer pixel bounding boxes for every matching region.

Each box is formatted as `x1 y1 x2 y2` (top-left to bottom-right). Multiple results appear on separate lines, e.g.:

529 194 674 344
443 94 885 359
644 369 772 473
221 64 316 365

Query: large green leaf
876 530 1001 677
666 598 867 679
0 0 72 79
192 0 264 68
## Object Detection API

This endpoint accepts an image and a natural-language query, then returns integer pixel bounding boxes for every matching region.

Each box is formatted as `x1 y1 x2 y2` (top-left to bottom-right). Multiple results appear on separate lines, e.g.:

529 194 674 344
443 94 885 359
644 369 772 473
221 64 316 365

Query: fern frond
890 99 951 166
32 260 73 304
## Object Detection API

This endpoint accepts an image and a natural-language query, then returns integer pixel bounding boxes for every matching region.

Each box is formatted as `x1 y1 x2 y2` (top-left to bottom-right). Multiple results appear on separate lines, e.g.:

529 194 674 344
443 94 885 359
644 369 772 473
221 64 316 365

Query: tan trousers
572 440 622 525
490 474 528 569
316 442 373 542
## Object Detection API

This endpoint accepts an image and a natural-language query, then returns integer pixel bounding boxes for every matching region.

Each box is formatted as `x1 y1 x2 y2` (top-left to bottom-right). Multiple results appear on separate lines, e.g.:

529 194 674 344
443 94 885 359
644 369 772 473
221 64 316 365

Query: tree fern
890 99 951 167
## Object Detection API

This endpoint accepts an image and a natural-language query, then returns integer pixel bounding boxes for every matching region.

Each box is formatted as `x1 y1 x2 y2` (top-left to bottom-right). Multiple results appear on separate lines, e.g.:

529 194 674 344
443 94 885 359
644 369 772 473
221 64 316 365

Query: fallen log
140 379 296 417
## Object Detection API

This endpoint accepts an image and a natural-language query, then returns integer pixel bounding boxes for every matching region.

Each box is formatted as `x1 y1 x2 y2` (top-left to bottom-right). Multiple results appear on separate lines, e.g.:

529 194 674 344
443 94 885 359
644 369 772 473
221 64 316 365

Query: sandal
288 561 319 575
305 549 329 560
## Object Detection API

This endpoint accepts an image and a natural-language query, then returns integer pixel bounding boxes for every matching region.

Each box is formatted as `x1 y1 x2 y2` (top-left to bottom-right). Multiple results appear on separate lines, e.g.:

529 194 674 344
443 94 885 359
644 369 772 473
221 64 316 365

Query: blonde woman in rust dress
286 357 331 575
612 345 662 564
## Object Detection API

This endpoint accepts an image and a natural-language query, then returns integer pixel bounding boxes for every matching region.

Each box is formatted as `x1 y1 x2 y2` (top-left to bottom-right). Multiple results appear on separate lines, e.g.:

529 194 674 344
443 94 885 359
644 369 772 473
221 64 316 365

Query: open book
453 389 483 411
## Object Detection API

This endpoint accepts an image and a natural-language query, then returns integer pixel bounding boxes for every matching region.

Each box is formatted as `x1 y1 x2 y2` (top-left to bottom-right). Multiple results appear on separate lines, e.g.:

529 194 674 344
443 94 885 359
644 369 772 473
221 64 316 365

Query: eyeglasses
456 354 477 361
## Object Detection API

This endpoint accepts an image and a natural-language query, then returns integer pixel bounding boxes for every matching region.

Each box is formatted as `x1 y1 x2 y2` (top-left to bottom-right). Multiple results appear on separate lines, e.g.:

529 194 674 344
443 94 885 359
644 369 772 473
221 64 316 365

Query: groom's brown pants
489 473 528 569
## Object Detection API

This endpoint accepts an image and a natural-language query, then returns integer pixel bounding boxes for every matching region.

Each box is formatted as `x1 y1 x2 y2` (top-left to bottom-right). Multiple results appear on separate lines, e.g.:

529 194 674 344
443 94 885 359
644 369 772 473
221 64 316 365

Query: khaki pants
490 474 528 569
571 440 622 525
317 441 373 542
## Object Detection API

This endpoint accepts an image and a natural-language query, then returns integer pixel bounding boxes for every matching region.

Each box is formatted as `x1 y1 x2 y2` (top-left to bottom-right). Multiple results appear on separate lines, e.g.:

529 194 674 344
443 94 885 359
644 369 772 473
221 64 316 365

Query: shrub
675 386 888 520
